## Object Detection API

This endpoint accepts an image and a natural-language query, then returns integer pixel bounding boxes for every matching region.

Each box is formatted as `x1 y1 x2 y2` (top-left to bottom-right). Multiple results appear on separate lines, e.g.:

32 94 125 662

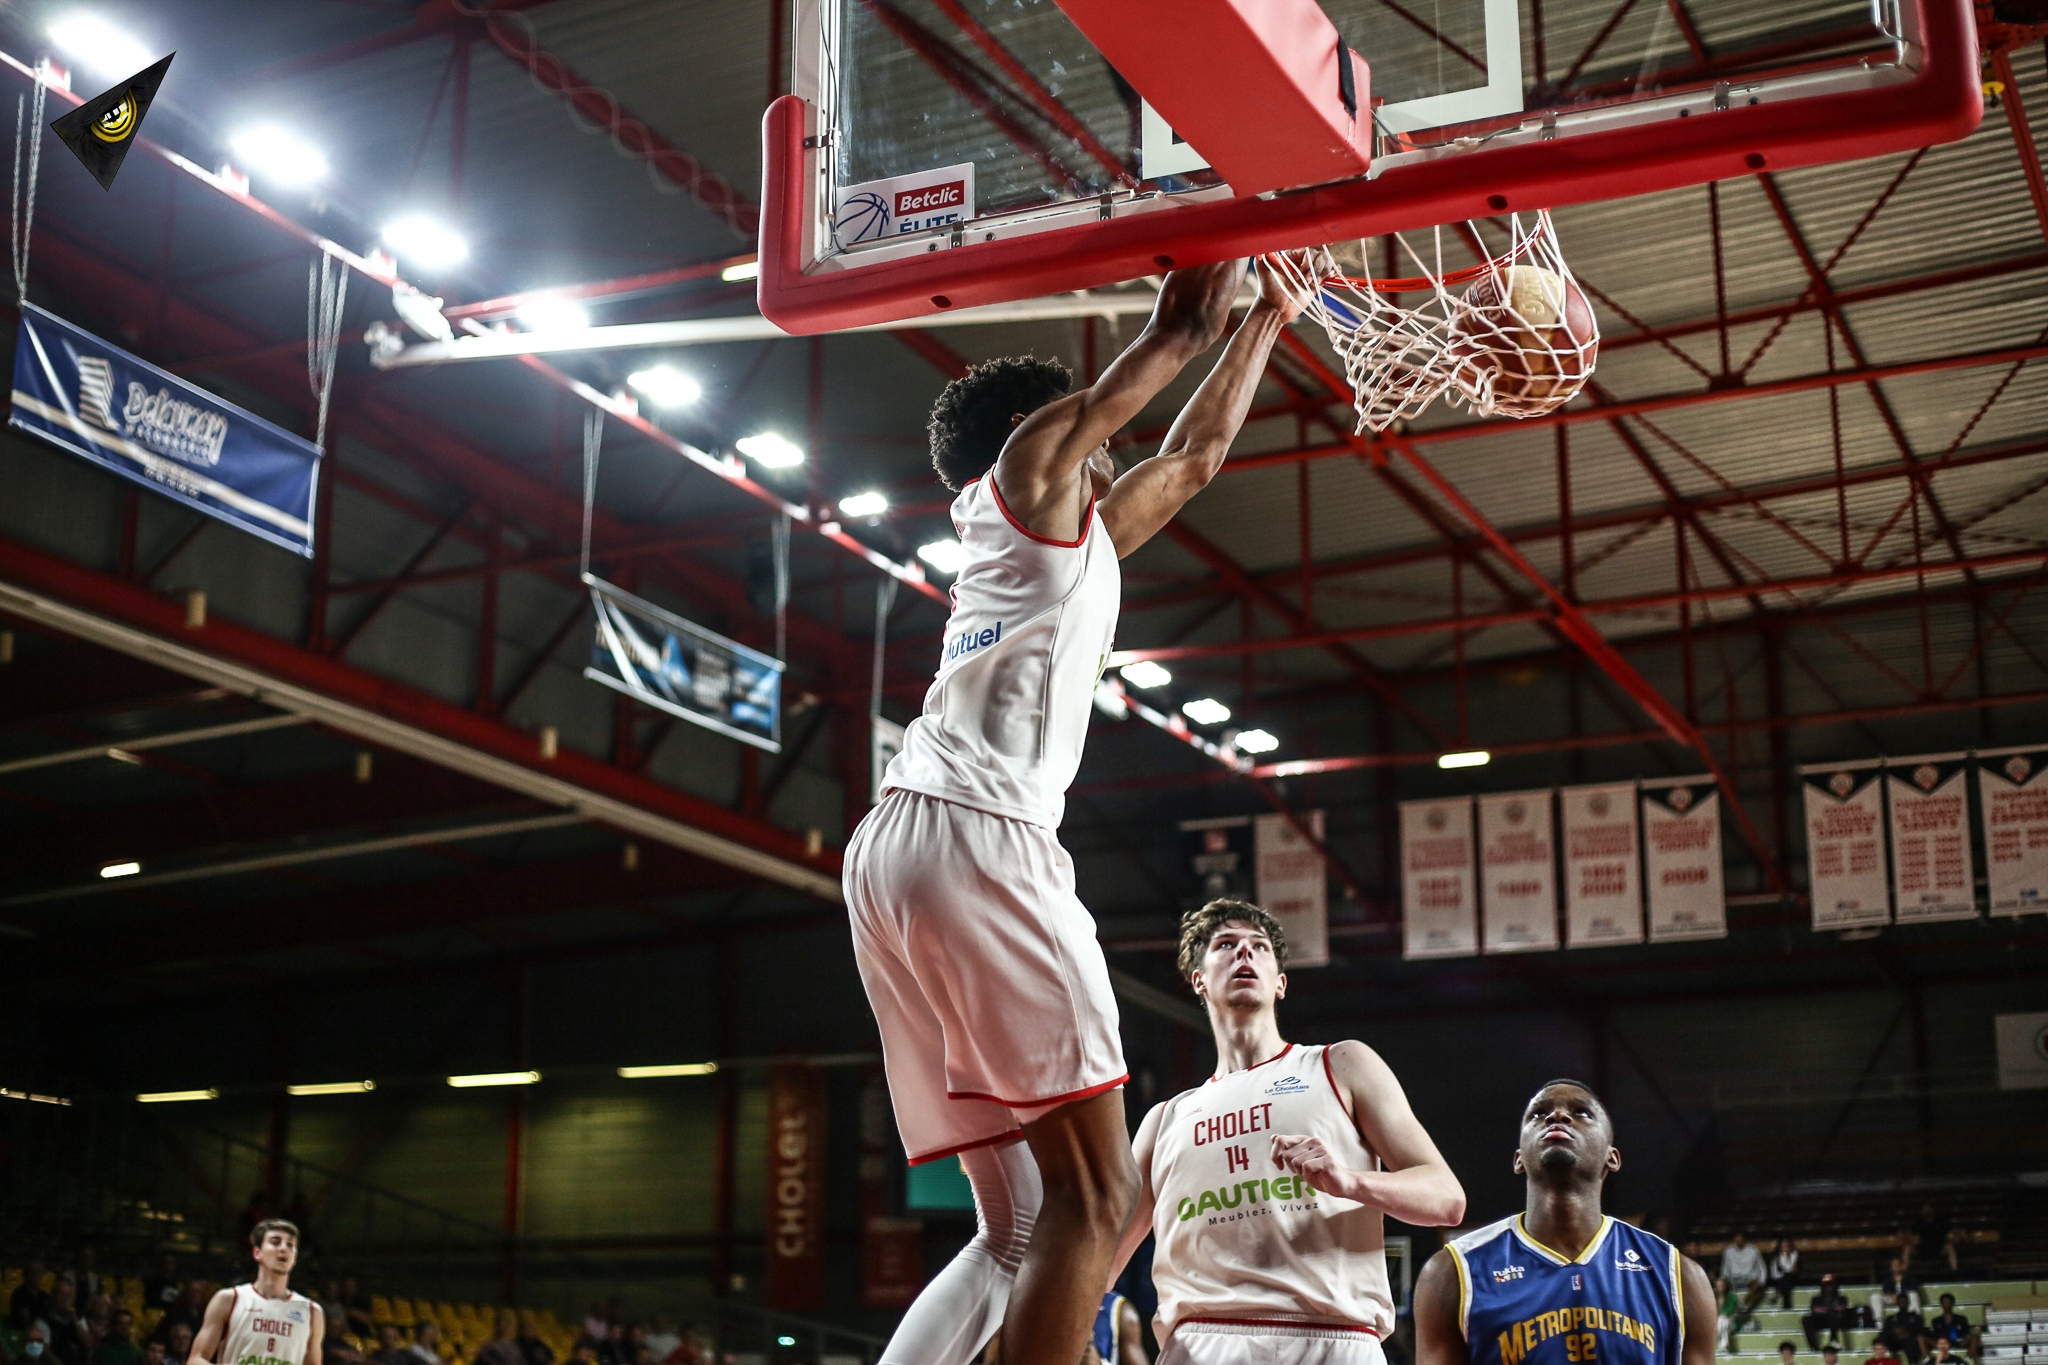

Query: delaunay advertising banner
1885 752 1977 923
1561 782 1644 948
1977 746 2048 917
1640 777 1726 942
10 302 320 556
1478 789 1559 953
1802 759 1891 929
586 578 783 753
1401 797 1478 960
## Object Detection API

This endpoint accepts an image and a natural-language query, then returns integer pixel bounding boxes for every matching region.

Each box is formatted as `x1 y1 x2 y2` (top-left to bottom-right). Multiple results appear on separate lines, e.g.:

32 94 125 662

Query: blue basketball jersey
1448 1216 1684 1365
1092 1291 1126 1362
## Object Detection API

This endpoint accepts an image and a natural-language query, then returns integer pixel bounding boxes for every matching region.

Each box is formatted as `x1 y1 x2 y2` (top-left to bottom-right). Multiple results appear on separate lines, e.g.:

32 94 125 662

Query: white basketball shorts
1160 1321 1387 1365
844 789 1127 1164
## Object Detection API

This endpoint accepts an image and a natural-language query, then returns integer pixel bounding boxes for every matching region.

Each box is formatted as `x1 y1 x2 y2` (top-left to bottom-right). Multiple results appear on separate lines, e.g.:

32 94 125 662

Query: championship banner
10 302 320 556
1802 760 1890 929
1180 815 1253 904
1255 811 1329 968
1401 797 1478 960
1641 777 1726 942
1977 746 2048 917
764 1063 828 1311
1479 790 1559 953
1561 782 1643 948
586 578 783 752
1886 753 1977 922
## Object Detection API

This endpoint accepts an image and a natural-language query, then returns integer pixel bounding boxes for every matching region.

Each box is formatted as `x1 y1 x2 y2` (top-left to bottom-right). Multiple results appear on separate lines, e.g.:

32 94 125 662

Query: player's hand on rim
1255 253 1312 323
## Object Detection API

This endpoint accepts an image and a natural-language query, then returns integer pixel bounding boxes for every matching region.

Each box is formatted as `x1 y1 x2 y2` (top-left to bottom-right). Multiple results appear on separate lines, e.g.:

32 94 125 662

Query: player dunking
1111 900 1466 1364
190 1220 323 1365
1414 1081 1715 1365
846 260 1304 1365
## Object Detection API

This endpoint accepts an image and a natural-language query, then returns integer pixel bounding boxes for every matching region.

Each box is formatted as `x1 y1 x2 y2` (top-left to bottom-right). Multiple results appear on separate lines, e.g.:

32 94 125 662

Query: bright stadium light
721 259 761 282
515 296 590 332
286 1080 376 1096
627 365 702 407
228 125 328 187
381 215 469 270
446 1070 540 1089
137 1089 218 1104
1233 728 1280 754
618 1063 719 1079
917 539 965 574
99 860 141 879
1182 697 1232 725
48 13 153 80
839 490 889 518
1438 749 1492 769
736 433 805 468
1119 661 1172 689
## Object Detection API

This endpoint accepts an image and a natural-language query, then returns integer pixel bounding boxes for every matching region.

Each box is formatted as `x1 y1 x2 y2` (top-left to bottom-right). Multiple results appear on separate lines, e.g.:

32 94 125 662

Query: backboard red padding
1054 0 1370 197
757 0 1979 336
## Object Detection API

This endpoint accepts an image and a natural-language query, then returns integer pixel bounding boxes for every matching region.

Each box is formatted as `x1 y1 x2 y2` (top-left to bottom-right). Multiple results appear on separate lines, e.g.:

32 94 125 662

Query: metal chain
579 406 603 582
11 62 47 304
305 253 349 452
870 577 898 720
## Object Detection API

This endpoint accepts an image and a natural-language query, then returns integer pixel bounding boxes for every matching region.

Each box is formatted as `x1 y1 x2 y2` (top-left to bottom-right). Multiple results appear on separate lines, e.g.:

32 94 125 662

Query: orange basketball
1451 265 1599 411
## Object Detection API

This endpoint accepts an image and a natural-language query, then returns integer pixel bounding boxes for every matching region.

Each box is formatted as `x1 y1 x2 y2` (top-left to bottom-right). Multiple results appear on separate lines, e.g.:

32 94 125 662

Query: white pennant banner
1978 746 2048 918
1803 760 1891 929
1401 797 1478 960
1561 782 1643 948
1886 753 1977 922
1641 777 1726 942
1479 789 1559 953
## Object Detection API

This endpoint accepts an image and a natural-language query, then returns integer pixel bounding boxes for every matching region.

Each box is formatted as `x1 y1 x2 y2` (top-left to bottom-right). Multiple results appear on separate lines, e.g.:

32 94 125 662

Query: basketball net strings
11 60 47 305
871 576 897 722
306 254 348 453
579 406 603 583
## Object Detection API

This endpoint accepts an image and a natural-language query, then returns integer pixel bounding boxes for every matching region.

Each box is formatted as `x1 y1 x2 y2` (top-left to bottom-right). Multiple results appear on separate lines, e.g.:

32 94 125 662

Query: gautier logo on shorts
944 619 1002 662
896 180 965 216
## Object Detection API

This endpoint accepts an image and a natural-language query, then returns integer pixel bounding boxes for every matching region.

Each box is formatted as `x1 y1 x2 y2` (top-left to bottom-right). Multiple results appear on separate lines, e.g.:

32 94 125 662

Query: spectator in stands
11 1264 51 1331
1872 1257 1922 1321
162 1325 191 1365
474 1312 522 1365
567 1345 597 1365
580 1309 606 1348
142 1339 167 1365
18 1325 53 1365
93 1310 140 1365
45 1277 88 1365
513 1315 553 1365
1926 1336 1960 1365
153 1286 205 1347
82 1297 112 1359
1780 1343 1800 1365
1926 1295 1972 1355
641 1320 677 1365
1771 1240 1802 1310
1805 1275 1857 1349
1864 1342 1897 1365
69 1257 103 1312
406 1323 443 1365
1912 1206 1957 1276
1878 1304 1925 1365
1821 1346 1840 1365
1717 1276 1753 1354
141 1261 179 1319
1722 1232 1769 1314
374 1324 409 1365
596 1324 629 1365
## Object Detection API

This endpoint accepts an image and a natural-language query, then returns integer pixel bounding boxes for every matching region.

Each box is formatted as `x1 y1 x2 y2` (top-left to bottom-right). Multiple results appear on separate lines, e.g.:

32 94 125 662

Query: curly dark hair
927 355 1073 490
1176 898 1288 986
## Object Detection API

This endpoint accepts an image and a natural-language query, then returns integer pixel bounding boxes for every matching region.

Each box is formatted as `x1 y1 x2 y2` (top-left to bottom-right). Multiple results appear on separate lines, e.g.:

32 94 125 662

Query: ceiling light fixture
721 259 761 282
515 296 590 332
736 433 805 468
286 1080 376 1096
626 365 702 407
137 1089 218 1104
917 539 965 574
0 1088 72 1106
380 215 469 270
227 125 328 187
47 14 153 80
838 491 889 518
1233 728 1280 754
1182 697 1232 725
1438 749 1492 769
99 860 142 879
446 1070 541 1089
1118 661 1172 689
617 1063 720 1079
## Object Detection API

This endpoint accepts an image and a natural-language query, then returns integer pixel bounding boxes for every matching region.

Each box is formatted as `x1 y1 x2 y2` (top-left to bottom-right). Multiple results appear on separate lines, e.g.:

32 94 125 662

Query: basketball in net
1268 210 1600 433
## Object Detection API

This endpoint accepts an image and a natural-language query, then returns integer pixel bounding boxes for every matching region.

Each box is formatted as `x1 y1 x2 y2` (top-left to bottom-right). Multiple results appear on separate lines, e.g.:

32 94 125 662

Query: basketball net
1267 210 1599 434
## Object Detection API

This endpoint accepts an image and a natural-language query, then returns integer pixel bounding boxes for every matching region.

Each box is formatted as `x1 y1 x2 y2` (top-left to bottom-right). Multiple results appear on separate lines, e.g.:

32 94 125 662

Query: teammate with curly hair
1108 900 1465 1365
847 261 1305 1365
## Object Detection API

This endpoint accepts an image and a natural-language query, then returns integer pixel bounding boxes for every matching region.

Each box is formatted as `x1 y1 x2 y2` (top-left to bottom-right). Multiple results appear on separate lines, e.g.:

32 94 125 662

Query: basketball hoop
1266 210 1599 434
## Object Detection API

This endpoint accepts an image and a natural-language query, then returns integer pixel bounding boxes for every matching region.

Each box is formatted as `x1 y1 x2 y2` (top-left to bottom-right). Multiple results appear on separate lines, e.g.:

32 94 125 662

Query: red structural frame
757 0 1980 333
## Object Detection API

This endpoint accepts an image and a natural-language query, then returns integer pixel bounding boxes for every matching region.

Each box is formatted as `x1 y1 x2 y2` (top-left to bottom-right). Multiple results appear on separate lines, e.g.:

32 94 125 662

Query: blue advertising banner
585 577 783 752
9 303 320 557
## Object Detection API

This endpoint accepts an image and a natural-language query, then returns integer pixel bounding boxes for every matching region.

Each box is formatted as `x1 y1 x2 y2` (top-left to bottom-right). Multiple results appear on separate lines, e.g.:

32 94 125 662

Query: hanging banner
1479 790 1559 953
764 1063 828 1311
1977 746 2048 917
1802 760 1890 929
1641 777 1726 942
586 578 783 752
1886 753 1977 922
1561 783 1643 948
859 1070 924 1307
871 715 906 804
1401 797 1478 960
1180 816 1253 904
9 302 320 557
1255 811 1329 968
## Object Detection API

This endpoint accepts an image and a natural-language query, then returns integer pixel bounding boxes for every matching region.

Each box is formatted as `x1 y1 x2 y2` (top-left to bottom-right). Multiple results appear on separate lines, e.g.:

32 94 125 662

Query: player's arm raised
1413 1249 1472 1365
996 262 1241 517
1098 258 1305 557
188 1289 238 1365
1105 1100 1167 1291
1680 1255 1718 1365
1268 1040 1466 1226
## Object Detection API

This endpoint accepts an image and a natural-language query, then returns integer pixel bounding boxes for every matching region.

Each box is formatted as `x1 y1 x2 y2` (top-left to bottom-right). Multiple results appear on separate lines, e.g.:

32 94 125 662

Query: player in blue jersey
1413 1080 1715 1365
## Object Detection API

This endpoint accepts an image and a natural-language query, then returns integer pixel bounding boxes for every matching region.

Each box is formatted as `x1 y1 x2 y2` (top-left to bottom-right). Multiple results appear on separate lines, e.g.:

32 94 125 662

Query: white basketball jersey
882 474 1120 829
1148 1044 1393 1341
216 1284 314 1365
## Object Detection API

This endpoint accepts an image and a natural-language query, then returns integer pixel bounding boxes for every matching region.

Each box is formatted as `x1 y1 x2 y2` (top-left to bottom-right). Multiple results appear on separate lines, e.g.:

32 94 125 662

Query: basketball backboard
758 0 1978 333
